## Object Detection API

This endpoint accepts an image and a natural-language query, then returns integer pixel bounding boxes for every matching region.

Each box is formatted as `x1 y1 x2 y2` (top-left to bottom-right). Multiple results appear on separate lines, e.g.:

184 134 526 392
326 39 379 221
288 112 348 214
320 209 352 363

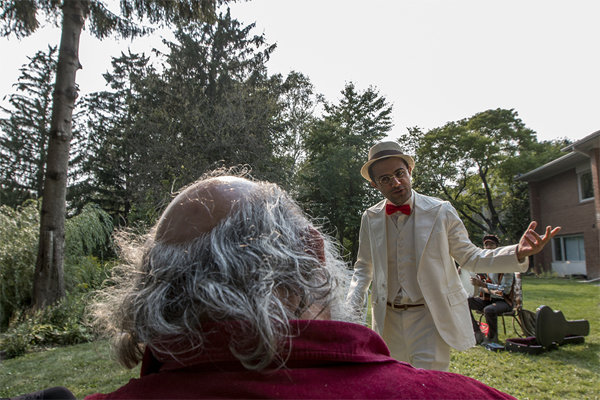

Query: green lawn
449 276 599 400
0 277 598 399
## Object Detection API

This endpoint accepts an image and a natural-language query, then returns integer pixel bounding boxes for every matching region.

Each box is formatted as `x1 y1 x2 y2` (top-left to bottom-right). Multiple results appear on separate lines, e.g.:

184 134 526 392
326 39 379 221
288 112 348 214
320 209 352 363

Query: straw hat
360 141 415 181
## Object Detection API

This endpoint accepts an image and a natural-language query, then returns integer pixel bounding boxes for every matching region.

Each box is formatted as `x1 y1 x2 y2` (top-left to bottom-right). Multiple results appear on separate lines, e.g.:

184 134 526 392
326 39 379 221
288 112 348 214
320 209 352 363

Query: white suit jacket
347 191 528 351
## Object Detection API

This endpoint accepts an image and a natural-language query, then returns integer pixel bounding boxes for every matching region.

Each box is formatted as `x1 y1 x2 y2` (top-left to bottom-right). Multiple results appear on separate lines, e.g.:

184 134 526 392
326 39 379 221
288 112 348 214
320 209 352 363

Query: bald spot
155 176 257 244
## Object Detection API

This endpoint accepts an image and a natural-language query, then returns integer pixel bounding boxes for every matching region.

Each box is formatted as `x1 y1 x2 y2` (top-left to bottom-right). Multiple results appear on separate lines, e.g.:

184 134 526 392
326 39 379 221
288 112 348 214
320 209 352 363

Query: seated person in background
468 235 514 345
85 172 517 399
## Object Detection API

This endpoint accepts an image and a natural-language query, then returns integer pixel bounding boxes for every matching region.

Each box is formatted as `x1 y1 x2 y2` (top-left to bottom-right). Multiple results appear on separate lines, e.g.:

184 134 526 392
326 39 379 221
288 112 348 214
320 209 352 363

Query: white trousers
381 304 450 371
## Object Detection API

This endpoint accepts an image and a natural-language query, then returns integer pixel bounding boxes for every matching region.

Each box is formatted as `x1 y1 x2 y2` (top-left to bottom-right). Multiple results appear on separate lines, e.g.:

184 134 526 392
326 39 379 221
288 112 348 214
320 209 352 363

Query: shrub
0 200 114 330
0 293 95 359
65 203 114 261
64 256 115 294
0 200 39 329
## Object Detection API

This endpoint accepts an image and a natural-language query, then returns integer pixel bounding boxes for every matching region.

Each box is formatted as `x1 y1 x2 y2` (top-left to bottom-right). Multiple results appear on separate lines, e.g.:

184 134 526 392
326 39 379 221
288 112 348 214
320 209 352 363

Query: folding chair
502 272 535 337
476 272 525 336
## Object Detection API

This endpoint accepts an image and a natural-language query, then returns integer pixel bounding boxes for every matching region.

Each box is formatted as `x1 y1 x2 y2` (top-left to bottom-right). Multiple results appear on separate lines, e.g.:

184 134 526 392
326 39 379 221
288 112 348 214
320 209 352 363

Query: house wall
528 168 599 279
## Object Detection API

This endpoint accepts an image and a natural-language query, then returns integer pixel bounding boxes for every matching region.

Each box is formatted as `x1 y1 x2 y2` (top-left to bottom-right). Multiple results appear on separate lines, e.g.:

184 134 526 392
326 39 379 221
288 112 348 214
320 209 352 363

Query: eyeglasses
376 169 407 186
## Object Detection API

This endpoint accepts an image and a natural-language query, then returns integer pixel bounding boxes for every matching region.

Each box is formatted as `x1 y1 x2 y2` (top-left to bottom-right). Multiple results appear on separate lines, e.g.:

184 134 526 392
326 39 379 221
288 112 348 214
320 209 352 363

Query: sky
1 0 598 144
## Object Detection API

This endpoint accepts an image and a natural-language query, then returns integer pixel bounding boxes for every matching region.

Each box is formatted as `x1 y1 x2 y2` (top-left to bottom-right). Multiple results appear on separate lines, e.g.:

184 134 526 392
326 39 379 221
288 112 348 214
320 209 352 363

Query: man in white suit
346 141 560 371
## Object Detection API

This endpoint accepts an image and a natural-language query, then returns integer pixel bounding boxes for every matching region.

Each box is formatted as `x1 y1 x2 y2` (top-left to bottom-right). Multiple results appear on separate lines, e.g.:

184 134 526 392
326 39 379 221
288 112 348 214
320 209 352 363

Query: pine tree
0 46 57 207
298 82 393 260
76 11 281 226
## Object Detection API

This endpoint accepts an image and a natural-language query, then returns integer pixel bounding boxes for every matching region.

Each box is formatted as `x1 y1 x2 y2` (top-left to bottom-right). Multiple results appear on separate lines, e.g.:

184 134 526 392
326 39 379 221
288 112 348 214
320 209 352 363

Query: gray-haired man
86 172 518 399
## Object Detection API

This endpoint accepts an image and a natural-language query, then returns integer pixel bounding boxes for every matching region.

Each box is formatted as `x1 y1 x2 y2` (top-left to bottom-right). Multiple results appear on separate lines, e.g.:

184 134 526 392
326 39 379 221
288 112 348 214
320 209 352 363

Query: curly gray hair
89 175 355 371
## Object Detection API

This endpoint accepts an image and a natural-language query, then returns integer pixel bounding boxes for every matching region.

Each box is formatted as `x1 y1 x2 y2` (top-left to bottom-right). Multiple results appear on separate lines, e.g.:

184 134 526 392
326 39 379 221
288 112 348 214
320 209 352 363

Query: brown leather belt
386 302 424 310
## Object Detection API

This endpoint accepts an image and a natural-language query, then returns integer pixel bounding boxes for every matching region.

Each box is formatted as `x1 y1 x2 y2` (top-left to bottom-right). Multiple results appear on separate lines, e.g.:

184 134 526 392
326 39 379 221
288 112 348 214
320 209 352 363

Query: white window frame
552 234 585 262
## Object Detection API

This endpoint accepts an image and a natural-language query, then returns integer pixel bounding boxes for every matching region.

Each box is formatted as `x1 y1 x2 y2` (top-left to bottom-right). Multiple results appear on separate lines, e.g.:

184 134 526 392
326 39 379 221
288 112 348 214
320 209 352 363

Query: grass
0 276 598 399
0 340 139 399
449 276 599 400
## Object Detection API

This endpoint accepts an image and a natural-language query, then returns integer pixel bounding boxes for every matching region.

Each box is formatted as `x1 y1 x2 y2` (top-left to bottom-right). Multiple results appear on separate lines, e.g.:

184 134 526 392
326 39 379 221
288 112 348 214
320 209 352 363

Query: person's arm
446 204 525 273
499 273 514 296
483 274 513 298
444 204 561 276
346 212 373 317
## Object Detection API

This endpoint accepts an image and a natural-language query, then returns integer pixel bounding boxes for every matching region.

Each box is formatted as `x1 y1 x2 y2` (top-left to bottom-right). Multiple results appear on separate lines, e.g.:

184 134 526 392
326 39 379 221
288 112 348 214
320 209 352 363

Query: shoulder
413 191 450 210
365 199 386 214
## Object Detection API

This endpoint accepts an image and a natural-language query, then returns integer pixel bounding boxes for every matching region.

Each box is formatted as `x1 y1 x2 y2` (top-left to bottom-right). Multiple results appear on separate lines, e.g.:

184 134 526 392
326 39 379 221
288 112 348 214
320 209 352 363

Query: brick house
517 130 600 279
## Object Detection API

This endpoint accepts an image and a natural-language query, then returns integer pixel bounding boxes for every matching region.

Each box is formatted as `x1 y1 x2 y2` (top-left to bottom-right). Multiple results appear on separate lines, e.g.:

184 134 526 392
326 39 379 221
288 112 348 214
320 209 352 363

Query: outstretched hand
516 221 561 262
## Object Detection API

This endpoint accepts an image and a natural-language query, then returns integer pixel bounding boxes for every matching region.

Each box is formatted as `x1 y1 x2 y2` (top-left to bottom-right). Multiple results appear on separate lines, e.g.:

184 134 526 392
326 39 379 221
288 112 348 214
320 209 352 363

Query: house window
553 235 585 262
578 170 594 201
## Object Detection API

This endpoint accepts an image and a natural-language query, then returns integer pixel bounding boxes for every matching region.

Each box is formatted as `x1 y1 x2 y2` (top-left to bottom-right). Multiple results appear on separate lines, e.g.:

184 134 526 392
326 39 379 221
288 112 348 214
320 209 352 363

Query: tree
269 71 323 192
153 11 280 186
399 108 566 242
0 46 57 207
498 137 569 242
76 10 280 225
73 51 155 224
298 82 393 260
1 0 231 309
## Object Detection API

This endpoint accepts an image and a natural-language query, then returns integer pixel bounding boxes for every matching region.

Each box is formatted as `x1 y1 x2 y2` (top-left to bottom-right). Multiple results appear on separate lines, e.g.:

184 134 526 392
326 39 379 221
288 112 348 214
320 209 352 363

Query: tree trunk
33 0 84 309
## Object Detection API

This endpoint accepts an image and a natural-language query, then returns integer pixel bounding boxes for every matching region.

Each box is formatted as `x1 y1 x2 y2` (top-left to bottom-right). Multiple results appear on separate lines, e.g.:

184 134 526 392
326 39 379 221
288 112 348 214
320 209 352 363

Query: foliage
72 51 155 224
0 200 113 329
0 293 95 359
0 200 39 328
399 109 568 243
0 0 224 40
269 70 324 192
0 46 57 208
64 203 114 261
142 10 281 197
64 256 115 295
75 10 289 225
499 137 569 242
298 82 392 260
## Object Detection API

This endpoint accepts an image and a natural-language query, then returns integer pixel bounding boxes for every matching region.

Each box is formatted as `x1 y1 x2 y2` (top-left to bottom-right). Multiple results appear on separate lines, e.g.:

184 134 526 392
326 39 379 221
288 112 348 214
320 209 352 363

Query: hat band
370 149 403 161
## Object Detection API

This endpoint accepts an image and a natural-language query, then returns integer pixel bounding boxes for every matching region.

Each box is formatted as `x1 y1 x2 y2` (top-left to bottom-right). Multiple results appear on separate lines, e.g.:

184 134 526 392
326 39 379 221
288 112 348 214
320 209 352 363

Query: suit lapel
413 191 442 270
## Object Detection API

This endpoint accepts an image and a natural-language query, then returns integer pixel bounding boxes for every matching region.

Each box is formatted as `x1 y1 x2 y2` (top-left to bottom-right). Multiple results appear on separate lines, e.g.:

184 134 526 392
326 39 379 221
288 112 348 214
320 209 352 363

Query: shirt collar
143 320 393 375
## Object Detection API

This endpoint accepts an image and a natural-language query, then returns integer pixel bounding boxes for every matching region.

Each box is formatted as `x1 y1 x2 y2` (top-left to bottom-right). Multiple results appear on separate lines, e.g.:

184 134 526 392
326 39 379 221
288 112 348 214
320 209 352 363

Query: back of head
90 172 353 371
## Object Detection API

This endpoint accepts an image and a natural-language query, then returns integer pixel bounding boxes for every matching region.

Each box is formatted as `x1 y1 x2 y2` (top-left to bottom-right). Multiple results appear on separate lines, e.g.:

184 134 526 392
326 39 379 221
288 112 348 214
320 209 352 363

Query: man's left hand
516 221 561 262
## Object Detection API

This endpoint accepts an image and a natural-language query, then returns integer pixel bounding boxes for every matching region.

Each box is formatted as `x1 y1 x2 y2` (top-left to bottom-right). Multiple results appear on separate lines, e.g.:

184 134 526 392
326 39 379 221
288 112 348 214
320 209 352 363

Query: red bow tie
386 203 411 216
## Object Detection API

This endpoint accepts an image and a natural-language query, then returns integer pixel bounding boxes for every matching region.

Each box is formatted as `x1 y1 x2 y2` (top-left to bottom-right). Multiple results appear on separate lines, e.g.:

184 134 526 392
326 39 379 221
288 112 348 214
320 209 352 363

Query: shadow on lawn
520 341 599 372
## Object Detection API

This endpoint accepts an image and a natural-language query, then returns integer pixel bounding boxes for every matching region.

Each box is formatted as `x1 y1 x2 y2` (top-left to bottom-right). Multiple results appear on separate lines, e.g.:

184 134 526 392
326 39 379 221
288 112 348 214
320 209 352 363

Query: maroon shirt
85 320 515 399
